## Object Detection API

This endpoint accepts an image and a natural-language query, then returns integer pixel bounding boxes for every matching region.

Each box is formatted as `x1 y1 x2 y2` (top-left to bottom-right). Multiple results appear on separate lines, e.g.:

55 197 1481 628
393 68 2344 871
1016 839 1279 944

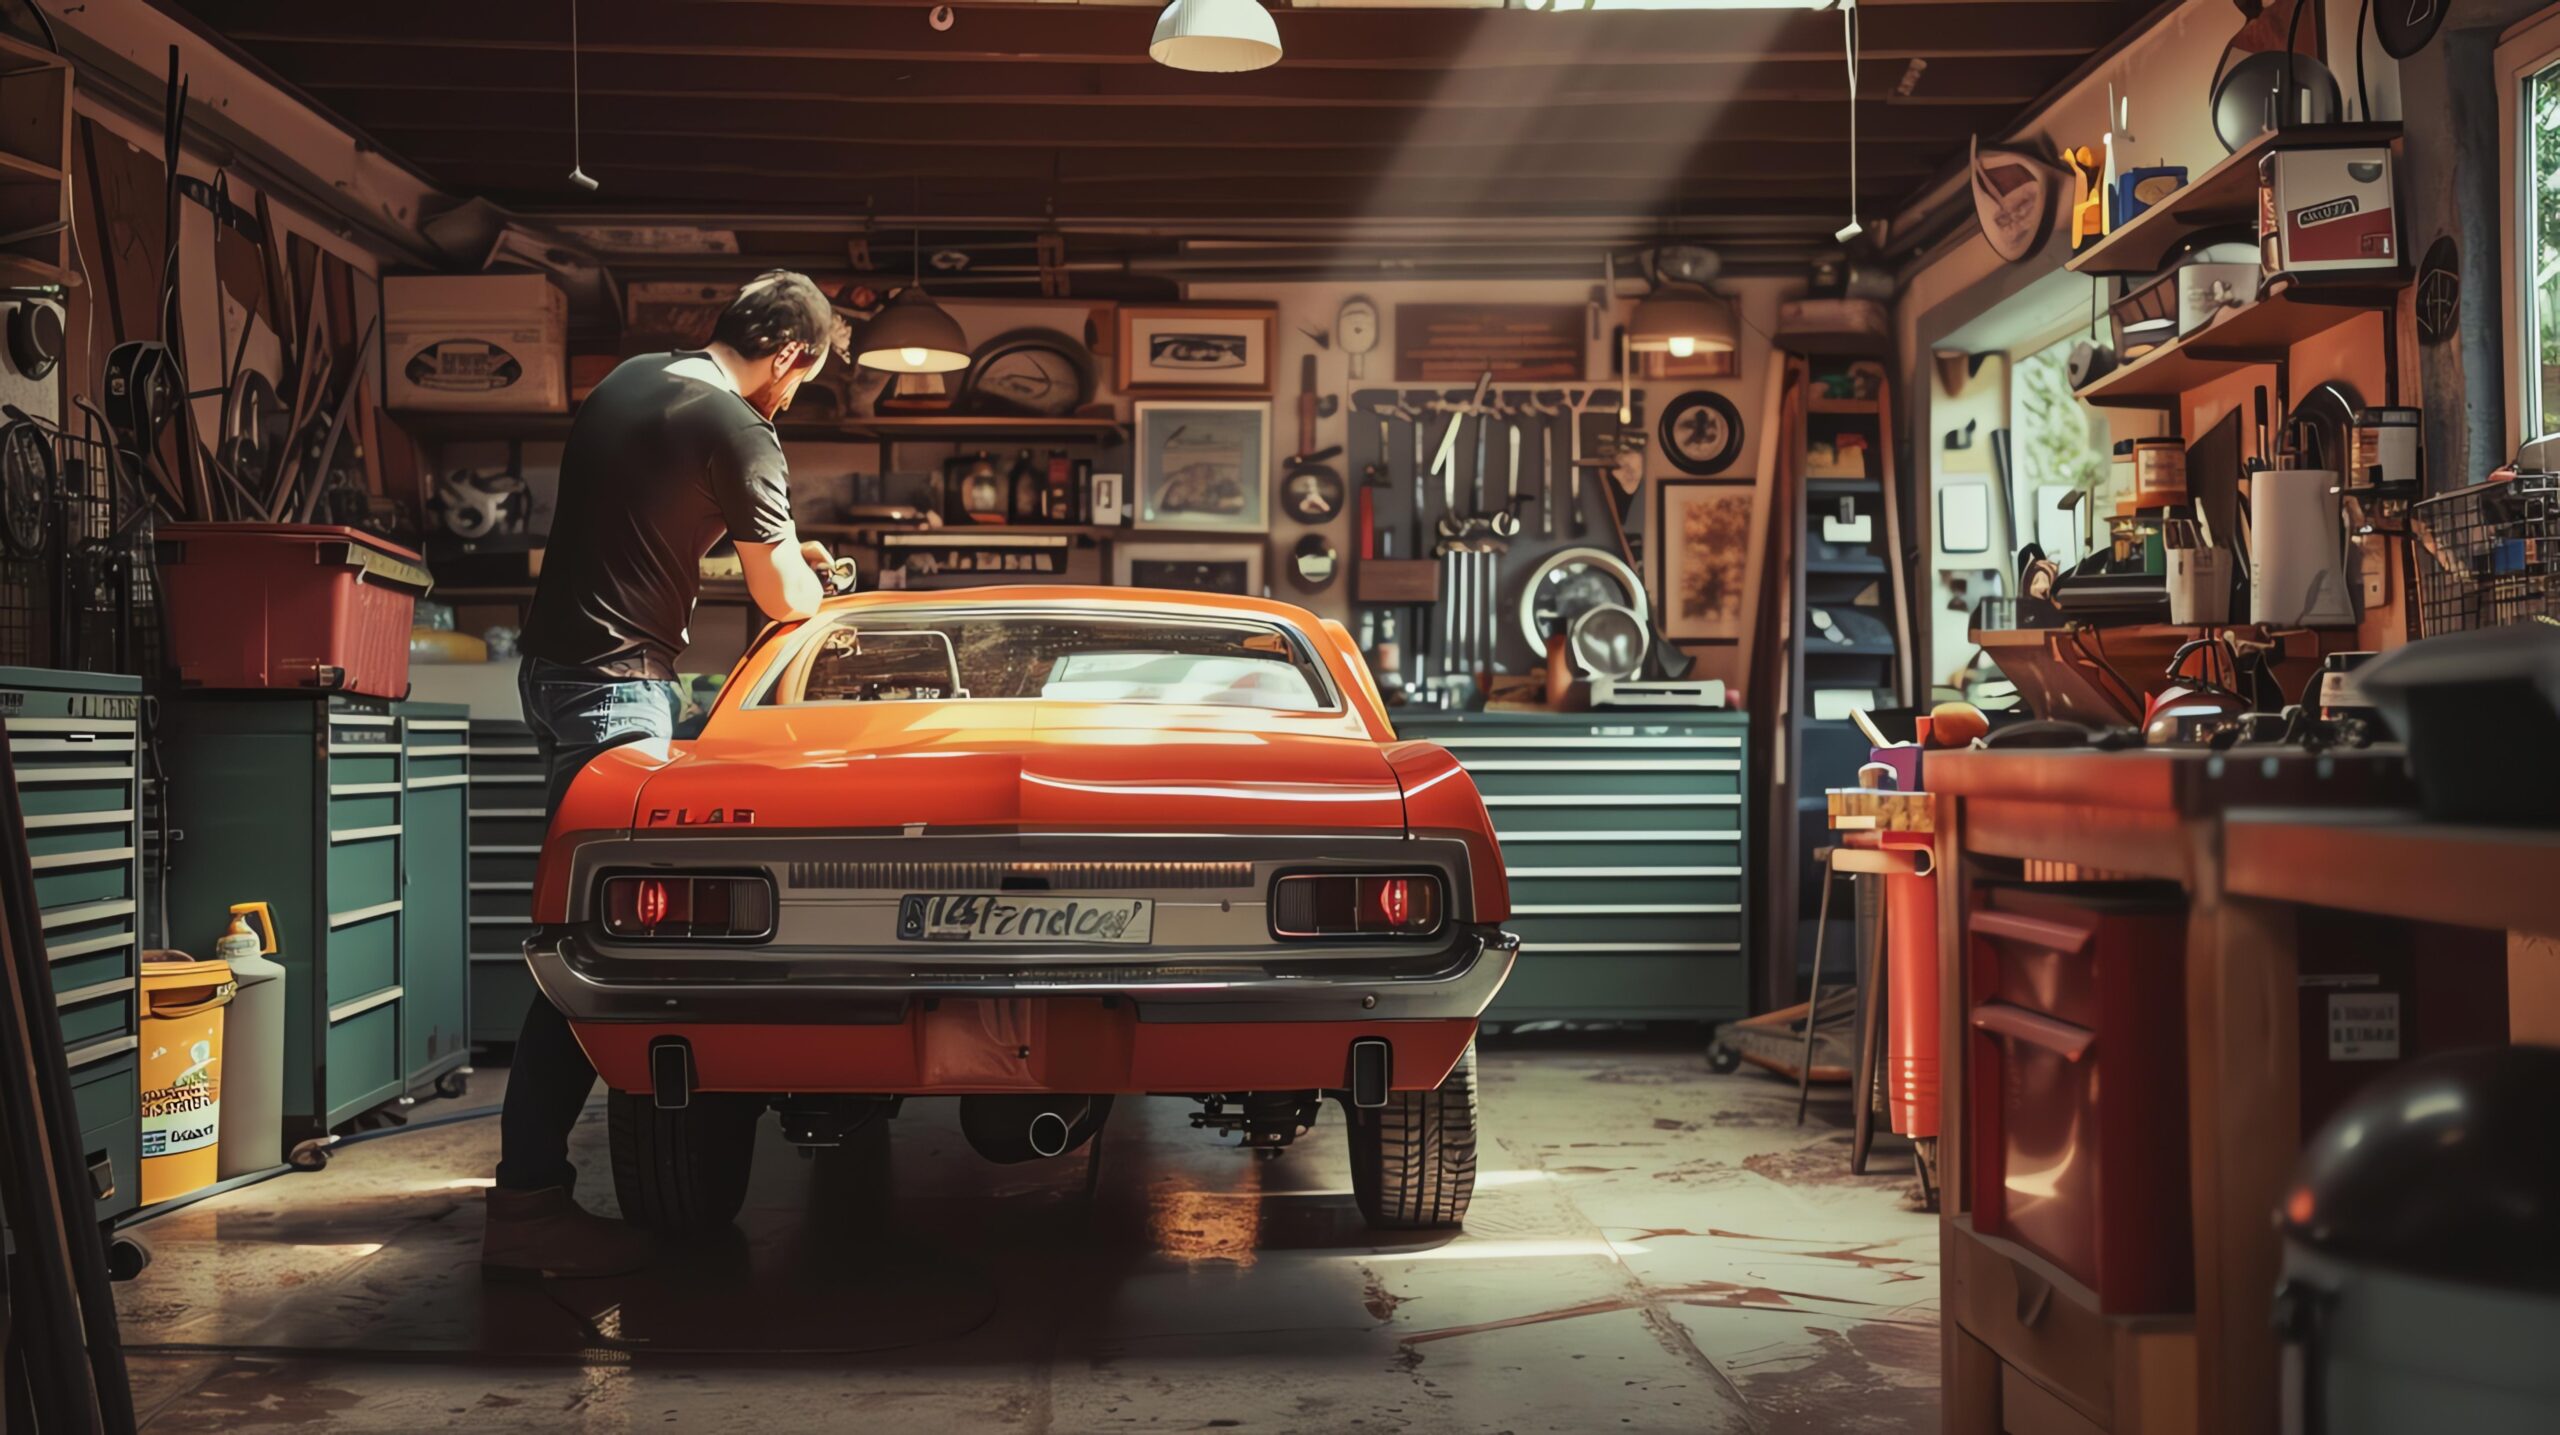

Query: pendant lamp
1627 284 1736 359
855 251 971 377
1150 0 1283 74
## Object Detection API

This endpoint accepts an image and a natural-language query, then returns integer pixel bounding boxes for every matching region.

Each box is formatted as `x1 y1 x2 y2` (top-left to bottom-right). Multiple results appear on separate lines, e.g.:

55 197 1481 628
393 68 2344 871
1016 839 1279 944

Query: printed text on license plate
896 893 1154 945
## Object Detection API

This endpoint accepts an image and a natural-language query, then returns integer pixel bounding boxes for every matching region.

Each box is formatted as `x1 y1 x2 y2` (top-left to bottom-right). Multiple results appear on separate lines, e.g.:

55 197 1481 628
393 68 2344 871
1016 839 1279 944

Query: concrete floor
113 1040 1938 1433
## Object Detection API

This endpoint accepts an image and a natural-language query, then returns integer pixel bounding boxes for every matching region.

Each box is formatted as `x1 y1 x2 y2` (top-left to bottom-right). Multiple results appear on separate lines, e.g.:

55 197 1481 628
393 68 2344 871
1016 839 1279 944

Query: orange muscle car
530 588 1515 1232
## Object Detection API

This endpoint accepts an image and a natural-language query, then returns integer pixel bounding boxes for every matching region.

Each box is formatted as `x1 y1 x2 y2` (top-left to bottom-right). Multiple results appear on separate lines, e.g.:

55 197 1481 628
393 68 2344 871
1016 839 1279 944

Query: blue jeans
497 659 681 1192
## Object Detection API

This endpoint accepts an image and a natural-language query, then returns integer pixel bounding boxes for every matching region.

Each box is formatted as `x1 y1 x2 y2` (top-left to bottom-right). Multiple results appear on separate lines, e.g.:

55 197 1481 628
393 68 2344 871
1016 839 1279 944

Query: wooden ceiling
168 0 2161 270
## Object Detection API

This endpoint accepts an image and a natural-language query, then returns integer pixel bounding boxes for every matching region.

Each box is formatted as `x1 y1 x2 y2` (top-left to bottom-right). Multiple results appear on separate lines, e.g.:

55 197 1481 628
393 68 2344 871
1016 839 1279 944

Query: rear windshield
760 609 1337 712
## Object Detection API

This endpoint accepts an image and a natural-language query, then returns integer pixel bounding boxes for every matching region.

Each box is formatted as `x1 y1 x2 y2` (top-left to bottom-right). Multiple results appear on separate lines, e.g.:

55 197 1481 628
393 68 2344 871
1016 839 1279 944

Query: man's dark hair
710 270 850 367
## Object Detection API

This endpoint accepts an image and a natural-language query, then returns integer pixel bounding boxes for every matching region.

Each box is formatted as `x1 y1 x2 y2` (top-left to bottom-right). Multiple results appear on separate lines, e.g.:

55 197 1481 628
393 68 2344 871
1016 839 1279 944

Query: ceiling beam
249 46 2053 108
317 89 1975 149
380 132 1930 184
182 1 2138 67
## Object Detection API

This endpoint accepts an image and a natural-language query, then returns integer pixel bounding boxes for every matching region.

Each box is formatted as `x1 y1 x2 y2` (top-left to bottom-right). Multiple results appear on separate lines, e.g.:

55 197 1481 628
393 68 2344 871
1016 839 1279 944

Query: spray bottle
214 903 287 1177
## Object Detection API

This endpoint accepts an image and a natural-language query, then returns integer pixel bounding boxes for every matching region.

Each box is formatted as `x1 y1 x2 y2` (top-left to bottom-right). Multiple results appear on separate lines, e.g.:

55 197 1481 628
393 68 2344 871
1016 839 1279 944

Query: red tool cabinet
1967 885 2192 1314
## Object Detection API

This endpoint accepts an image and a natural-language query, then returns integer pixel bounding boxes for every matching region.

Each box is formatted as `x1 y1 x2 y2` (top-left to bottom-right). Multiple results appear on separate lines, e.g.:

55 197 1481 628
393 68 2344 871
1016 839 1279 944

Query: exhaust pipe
1027 1109 1073 1158
960 1094 1112 1164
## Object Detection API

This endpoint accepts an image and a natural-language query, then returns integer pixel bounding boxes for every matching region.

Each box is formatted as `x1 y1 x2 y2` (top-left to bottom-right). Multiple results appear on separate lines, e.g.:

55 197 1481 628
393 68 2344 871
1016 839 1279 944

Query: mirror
1289 533 1339 591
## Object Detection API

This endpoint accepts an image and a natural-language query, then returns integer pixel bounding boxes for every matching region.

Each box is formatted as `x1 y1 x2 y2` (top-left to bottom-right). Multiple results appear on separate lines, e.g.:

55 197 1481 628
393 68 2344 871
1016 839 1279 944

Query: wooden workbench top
1925 745 2417 815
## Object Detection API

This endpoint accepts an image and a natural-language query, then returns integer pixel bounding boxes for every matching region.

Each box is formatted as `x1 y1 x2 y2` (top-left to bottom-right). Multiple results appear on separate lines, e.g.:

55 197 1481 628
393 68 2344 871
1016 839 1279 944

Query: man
483 271 848 1278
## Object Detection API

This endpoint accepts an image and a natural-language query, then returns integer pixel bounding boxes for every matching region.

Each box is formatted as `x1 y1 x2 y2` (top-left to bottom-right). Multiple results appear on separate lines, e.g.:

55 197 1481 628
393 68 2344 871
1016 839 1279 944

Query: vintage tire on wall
609 1090 763 1233
1341 1042 1479 1230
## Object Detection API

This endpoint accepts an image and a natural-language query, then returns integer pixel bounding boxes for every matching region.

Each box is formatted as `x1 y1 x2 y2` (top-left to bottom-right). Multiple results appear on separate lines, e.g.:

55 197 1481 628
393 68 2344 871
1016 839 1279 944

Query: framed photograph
1133 401 1271 533
1112 540 1265 596
1116 304 1277 395
1655 478 1755 641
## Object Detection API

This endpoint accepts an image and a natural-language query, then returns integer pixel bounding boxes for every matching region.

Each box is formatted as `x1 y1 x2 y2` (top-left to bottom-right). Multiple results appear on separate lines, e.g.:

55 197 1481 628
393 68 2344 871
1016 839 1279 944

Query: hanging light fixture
1150 0 1282 74
855 234 970 374
1627 247 1737 359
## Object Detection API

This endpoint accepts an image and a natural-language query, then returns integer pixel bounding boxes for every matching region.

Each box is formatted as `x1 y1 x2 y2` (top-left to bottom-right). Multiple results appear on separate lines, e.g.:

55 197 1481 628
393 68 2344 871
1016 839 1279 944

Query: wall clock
1658 390 1745 477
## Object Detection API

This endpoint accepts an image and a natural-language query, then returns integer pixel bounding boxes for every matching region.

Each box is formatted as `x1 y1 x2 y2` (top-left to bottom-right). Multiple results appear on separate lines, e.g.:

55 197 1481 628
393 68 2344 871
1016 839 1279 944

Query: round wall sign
2417 236 2460 347
2378 0 2450 60
1658 390 1745 476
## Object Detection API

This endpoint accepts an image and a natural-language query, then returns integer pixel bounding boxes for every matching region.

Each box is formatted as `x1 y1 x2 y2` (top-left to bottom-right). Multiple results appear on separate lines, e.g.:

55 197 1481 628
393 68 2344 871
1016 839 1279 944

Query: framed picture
1112 540 1265 596
1133 401 1271 533
1115 304 1278 395
1655 478 1755 641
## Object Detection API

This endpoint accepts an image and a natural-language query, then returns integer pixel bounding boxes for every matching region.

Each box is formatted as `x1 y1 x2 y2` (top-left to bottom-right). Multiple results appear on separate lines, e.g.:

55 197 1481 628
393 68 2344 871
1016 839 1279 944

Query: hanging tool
1429 370 1490 509
1361 411 1393 561
1499 413 1526 538
1292 353 1320 463
1525 394 1563 539
1472 393 1492 518
1398 401 1427 556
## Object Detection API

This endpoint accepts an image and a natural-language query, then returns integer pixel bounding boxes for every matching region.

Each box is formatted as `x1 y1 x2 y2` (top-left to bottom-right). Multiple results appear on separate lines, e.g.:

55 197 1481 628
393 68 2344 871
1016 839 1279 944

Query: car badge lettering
645 807 756 827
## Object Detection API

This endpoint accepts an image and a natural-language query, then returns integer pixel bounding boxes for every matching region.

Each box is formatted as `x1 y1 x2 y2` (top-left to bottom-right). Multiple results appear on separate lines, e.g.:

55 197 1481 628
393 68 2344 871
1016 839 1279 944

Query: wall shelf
2065 122 2402 279
389 409 1124 446
2071 277 2407 409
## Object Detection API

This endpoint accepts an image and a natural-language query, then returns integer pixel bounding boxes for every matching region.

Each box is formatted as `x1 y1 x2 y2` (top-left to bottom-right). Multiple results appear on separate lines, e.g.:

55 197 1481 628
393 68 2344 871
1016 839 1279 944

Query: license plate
896 893 1155 945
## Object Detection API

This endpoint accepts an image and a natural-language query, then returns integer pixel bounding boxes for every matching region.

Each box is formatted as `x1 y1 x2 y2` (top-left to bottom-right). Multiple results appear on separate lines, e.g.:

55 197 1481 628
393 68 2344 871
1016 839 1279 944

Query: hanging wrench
1393 402 1426 555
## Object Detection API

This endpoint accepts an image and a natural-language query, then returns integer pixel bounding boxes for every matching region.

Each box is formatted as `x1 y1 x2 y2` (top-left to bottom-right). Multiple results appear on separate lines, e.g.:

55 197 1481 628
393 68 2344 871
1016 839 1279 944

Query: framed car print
1133 401 1271 533
1112 540 1265 596
1115 304 1277 395
1659 390 1746 476
1655 478 1754 641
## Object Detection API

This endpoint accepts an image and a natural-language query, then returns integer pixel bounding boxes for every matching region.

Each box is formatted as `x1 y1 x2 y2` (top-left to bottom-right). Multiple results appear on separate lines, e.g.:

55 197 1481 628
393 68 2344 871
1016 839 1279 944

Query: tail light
600 874 775 939
1271 872 1443 939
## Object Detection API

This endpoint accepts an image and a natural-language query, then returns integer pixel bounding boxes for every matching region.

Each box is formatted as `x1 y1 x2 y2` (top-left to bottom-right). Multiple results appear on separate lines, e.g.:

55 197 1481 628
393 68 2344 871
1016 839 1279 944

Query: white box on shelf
385 273 569 412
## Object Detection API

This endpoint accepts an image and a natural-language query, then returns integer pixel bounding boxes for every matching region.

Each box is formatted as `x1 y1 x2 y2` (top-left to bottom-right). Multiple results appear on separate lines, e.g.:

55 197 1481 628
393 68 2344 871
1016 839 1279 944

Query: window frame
2497 4 2560 455
740 603 1347 715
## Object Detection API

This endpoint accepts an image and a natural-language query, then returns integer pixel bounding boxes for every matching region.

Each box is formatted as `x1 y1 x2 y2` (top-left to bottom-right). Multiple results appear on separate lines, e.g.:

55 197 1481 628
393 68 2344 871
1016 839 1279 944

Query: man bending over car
483 271 849 1278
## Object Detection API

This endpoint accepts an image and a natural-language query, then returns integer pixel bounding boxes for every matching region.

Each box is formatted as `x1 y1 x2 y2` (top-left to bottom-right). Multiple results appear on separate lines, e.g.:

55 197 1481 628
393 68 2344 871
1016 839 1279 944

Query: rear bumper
569 1008 1485 1097
525 923 1518 1027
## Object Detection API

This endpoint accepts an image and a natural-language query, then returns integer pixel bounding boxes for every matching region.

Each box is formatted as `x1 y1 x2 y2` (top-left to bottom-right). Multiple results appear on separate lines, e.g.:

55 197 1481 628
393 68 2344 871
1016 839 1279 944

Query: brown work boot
480 1186 651 1280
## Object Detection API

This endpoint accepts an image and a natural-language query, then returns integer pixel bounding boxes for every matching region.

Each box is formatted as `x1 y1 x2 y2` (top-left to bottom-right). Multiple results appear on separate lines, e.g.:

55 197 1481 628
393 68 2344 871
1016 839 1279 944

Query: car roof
807 586 1325 628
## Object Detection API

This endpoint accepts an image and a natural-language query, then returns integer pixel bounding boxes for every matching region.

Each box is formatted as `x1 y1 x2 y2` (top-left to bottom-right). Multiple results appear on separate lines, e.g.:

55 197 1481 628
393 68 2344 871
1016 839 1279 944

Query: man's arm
735 532 829 622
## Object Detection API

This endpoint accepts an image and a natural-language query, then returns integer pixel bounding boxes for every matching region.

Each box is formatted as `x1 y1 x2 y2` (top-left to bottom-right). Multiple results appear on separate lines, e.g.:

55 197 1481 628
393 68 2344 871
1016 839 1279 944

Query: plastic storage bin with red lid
154 523 433 699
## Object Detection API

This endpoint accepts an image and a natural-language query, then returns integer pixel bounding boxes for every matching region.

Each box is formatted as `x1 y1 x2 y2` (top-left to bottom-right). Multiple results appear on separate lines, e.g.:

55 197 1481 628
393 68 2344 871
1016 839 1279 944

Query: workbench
1924 747 2560 1435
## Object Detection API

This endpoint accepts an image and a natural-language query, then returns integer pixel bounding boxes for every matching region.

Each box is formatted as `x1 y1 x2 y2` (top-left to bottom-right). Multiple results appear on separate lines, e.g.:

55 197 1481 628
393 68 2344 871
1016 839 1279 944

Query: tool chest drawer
69 1043 140 1223
1396 712 1753 1022
466 718 541 1044
5 670 147 1193
1967 885 2191 1315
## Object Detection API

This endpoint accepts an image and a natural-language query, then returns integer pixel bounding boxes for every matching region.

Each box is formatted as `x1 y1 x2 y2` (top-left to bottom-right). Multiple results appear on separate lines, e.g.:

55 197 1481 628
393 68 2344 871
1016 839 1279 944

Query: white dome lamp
1151 0 1283 74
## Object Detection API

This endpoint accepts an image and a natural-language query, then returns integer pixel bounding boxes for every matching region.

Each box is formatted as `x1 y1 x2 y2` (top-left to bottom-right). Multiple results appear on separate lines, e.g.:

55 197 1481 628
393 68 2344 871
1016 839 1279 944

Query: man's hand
799 538 835 576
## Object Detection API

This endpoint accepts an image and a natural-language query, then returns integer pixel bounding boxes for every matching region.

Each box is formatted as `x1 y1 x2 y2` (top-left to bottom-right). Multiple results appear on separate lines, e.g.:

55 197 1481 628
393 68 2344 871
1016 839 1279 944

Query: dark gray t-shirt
521 352 792 679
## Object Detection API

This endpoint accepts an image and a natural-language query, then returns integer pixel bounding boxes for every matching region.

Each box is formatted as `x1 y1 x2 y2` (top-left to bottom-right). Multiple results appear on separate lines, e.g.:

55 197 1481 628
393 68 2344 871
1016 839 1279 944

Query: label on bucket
141 1037 222 1158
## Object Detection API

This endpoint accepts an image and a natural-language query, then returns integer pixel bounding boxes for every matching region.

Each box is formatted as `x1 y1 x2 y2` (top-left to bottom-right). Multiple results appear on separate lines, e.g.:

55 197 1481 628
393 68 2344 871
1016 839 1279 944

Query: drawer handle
1968 909 2093 955
88 1151 116 1202
2013 1264 2054 1329
1970 1002 2096 1060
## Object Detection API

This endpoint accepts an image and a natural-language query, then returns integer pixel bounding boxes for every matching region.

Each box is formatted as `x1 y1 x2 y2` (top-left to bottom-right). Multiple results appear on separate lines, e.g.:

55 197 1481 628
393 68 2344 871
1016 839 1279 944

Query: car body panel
533 588 1513 1097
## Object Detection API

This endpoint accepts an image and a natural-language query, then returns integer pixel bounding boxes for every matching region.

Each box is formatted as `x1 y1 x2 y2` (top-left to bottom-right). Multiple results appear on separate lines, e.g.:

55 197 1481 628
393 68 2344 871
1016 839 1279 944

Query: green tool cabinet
466 717 543 1044
1394 711 1751 1023
2 666 146 1223
163 695 472 1139
394 702 473 1093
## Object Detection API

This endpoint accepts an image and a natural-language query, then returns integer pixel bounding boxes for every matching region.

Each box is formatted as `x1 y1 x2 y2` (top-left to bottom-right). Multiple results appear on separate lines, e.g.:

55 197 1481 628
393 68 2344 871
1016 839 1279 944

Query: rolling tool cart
161 693 472 1149
0 666 146 1224
1396 710 1751 1022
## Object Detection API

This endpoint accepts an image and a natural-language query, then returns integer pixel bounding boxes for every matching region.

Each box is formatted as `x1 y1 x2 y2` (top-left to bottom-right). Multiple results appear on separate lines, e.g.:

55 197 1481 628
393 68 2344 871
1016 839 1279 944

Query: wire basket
0 417 161 674
2408 469 2560 637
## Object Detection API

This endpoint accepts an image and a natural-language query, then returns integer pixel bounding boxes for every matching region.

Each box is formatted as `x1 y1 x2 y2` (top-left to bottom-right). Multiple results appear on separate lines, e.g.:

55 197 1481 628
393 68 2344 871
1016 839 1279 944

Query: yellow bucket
140 957 236 1204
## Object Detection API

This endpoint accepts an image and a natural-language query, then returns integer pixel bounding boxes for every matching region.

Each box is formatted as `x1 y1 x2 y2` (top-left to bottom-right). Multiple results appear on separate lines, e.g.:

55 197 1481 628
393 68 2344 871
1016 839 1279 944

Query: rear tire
607 1090 761 1234
1341 1042 1478 1231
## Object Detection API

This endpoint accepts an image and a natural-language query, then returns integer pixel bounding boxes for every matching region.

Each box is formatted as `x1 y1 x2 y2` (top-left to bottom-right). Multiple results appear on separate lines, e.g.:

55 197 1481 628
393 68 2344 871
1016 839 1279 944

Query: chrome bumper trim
524 923 1518 1026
